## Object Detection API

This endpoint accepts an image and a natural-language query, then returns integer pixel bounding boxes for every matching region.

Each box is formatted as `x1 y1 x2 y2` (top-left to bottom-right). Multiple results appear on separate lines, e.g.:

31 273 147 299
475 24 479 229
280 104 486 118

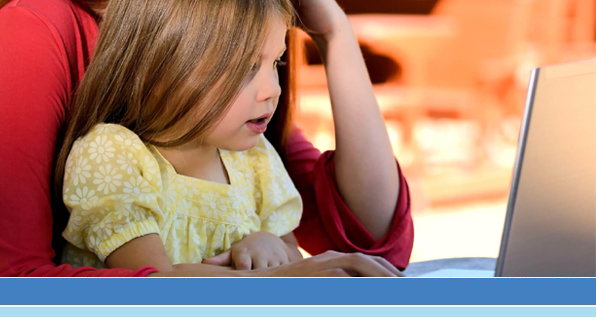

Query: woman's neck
156 144 230 185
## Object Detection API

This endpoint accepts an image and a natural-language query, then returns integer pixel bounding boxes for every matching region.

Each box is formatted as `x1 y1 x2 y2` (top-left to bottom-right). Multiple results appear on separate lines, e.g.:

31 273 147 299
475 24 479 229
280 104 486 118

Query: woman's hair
54 0 295 200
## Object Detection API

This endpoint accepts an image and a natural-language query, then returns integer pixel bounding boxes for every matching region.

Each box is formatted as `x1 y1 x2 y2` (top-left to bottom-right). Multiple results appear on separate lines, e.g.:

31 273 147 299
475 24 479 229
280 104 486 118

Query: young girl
55 0 304 272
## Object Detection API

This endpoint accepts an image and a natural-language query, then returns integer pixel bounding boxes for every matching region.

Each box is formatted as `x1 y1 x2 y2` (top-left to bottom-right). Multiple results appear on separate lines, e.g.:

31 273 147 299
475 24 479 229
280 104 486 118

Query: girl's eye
274 59 287 69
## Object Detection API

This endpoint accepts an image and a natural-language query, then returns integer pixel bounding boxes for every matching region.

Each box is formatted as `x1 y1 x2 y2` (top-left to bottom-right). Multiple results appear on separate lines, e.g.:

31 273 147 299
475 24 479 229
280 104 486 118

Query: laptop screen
496 60 596 277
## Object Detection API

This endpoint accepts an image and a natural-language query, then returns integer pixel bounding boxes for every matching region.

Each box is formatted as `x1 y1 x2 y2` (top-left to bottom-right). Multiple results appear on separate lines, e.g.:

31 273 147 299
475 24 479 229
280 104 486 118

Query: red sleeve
0 5 157 277
287 127 414 270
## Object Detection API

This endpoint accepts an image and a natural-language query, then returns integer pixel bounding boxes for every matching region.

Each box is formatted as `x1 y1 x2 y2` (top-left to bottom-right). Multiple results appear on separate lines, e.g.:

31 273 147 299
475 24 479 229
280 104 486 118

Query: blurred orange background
293 0 596 262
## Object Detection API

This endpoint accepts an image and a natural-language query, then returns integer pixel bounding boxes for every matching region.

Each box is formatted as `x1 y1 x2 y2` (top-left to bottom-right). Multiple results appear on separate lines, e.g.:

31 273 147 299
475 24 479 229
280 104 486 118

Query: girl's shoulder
65 123 162 190
83 123 143 144
88 123 137 136
72 123 150 159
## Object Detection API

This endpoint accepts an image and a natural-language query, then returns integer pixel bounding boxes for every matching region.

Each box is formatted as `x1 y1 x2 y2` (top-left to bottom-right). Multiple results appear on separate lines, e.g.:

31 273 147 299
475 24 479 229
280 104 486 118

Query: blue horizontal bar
2 306 596 317
1 278 595 305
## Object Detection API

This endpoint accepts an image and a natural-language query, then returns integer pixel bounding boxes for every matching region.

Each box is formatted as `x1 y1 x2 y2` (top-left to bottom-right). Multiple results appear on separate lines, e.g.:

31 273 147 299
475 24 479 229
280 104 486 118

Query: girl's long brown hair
51 0 297 261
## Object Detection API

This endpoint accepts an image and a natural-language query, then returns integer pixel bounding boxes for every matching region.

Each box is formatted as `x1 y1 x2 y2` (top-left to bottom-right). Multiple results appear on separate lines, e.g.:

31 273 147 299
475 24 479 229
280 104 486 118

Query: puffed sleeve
62 124 165 262
249 135 303 237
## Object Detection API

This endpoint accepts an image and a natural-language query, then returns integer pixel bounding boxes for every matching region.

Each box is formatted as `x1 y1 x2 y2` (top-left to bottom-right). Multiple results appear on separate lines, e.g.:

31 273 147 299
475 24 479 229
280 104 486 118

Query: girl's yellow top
61 123 302 268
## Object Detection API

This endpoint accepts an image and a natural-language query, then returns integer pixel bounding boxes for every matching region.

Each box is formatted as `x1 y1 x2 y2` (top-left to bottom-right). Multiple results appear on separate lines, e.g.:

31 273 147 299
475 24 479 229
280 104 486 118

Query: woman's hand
202 232 303 270
292 0 348 41
254 250 405 277
152 251 404 277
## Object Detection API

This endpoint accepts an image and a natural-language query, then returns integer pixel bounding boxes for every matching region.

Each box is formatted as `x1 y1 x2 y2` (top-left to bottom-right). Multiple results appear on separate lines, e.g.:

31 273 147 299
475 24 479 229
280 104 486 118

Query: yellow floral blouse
61 123 302 268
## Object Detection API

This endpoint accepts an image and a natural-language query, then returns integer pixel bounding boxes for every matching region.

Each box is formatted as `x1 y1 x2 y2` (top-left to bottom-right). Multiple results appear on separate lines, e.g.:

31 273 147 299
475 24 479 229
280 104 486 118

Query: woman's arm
295 0 399 240
0 3 156 278
287 128 414 269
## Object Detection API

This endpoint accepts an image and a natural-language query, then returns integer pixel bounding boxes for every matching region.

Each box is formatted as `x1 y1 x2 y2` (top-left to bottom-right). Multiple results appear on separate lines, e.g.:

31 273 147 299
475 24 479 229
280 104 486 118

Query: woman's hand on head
201 231 303 270
292 0 348 41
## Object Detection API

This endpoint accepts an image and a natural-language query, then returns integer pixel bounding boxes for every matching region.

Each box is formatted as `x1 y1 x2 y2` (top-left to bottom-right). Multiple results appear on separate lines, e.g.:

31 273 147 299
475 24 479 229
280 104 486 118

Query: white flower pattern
116 152 139 175
123 176 155 204
266 210 292 235
88 135 116 163
68 186 97 207
93 164 122 194
114 130 143 151
265 182 284 206
70 157 92 186
199 191 228 220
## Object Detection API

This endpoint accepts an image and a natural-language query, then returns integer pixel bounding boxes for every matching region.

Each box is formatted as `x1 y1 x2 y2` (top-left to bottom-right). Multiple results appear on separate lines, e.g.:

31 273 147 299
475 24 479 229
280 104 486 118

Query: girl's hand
202 232 303 270
292 0 348 41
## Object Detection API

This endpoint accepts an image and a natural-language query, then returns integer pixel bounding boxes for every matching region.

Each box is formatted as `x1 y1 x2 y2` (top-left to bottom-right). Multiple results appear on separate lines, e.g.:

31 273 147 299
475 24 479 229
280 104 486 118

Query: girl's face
202 17 288 151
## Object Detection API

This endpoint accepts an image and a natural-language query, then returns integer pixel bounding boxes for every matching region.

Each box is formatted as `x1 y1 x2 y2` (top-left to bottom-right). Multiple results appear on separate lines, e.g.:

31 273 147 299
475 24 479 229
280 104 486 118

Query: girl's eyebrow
278 46 287 56
261 46 287 60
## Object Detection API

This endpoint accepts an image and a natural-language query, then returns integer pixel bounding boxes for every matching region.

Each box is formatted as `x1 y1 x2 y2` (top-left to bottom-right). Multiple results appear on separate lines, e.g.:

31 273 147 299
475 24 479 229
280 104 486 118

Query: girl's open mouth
246 117 268 134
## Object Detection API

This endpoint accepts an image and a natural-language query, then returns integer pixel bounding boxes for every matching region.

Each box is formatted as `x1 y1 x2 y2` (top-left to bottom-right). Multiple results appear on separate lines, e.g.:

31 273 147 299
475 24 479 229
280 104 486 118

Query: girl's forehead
260 18 288 58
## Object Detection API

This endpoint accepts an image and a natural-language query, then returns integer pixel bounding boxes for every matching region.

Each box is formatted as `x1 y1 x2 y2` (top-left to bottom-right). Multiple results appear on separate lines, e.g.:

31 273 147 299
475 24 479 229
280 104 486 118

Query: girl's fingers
202 250 231 266
253 258 269 270
232 249 252 270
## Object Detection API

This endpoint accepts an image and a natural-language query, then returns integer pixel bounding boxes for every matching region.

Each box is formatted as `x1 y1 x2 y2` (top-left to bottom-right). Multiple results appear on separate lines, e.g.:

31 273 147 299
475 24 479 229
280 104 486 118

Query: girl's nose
256 71 282 102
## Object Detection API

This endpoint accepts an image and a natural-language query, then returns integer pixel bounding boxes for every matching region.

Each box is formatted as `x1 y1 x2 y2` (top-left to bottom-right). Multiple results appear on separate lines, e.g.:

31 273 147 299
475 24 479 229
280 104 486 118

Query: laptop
496 59 596 277
416 59 596 278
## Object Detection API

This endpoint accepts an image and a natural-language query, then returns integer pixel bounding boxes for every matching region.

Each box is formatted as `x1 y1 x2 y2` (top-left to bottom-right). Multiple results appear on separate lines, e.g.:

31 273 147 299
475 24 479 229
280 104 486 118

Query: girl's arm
106 233 303 274
105 234 242 276
106 234 402 277
296 0 399 240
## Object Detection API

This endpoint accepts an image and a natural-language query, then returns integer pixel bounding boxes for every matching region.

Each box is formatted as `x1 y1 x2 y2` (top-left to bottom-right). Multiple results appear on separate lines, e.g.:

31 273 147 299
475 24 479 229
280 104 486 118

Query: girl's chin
220 135 260 152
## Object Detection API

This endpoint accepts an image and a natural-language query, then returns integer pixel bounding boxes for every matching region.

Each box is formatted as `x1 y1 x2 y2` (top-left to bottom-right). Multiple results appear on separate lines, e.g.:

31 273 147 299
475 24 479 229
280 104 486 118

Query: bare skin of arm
105 234 403 277
295 0 400 240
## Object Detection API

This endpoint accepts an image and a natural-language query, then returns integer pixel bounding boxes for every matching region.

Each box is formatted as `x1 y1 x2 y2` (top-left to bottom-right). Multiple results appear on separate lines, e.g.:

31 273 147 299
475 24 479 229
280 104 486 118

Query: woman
0 0 413 277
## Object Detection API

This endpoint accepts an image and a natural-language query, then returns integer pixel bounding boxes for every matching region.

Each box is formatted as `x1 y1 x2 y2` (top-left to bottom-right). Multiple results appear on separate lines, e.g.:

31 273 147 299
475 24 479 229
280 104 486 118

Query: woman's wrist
308 14 351 44
309 18 357 60
146 263 251 277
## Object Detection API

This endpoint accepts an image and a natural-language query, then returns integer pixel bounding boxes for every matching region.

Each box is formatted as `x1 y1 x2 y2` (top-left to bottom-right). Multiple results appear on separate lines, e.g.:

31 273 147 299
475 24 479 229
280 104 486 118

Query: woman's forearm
311 17 400 240
149 250 404 277
147 263 247 277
